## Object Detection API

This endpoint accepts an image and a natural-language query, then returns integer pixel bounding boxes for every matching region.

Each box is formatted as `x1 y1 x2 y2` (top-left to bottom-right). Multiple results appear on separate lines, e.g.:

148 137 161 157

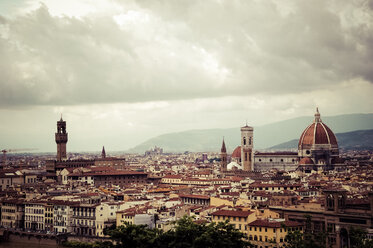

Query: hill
128 113 373 153
270 129 373 150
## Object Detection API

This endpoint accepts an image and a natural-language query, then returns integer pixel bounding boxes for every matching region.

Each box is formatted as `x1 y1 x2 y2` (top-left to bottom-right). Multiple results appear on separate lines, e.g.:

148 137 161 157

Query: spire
221 137 227 153
314 107 321 123
60 113 63 121
101 146 106 158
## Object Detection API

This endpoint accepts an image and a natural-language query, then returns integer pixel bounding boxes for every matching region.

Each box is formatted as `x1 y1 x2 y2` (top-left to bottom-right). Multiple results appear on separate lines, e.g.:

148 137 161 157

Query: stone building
270 190 373 248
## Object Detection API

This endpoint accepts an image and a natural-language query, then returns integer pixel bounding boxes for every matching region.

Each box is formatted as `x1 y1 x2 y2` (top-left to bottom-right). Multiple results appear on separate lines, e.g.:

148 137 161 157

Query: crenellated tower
55 115 68 161
220 138 227 171
241 123 253 171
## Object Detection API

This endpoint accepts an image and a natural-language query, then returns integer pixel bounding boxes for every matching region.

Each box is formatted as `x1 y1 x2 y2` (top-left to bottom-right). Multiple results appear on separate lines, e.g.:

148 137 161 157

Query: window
243 137 246 145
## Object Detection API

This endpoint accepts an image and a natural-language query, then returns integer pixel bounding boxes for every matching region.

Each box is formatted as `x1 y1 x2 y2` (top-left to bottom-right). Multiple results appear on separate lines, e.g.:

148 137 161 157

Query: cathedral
220 108 344 172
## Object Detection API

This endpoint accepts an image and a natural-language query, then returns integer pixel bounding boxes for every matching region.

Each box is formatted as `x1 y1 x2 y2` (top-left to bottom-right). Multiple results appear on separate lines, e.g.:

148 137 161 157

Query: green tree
285 215 329 248
64 216 251 248
156 216 250 248
349 226 373 248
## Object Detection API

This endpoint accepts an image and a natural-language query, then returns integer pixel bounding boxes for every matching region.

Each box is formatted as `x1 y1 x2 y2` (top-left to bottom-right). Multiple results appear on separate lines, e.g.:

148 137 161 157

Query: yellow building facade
247 219 303 248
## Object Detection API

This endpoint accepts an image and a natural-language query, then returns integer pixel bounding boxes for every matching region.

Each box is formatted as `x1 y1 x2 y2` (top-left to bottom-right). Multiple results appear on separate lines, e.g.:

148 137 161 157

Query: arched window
243 137 246 145
249 137 252 145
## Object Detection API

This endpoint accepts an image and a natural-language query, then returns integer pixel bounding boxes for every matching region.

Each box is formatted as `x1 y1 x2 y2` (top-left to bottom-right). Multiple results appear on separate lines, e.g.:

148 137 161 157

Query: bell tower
220 138 227 171
241 123 253 171
55 115 68 161
101 146 106 159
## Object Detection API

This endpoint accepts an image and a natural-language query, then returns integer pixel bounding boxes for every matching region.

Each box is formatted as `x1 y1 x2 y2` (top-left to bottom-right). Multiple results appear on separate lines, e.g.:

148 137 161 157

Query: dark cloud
0 0 372 108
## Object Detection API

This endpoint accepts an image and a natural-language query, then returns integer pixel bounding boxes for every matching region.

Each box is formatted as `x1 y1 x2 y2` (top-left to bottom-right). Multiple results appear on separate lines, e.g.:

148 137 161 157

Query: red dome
298 109 338 149
299 157 314 165
232 146 241 158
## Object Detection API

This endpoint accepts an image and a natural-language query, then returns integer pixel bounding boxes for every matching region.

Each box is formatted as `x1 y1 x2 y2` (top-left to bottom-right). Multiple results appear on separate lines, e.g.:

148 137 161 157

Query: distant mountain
270 129 373 150
128 113 373 153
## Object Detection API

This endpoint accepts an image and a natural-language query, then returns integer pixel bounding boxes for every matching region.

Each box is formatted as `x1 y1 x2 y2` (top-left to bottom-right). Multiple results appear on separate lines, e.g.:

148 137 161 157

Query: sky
0 0 372 152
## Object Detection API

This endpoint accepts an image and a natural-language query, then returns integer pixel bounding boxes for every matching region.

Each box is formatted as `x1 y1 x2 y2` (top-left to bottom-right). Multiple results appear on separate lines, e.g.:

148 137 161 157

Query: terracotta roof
299 157 314 165
232 146 241 158
211 210 253 217
298 111 338 149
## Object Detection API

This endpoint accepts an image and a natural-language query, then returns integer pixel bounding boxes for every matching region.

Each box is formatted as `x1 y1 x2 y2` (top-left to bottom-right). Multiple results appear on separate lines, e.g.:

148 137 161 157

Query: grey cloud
0 1 372 107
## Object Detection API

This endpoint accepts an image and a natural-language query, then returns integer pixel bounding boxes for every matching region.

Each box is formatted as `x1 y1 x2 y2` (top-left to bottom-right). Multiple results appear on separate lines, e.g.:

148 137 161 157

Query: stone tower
101 146 106 159
241 123 253 171
220 138 227 171
55 115 68 161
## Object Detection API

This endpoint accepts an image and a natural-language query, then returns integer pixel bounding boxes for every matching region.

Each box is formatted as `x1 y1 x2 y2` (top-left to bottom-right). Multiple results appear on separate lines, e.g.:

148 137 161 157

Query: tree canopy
63 216 251 248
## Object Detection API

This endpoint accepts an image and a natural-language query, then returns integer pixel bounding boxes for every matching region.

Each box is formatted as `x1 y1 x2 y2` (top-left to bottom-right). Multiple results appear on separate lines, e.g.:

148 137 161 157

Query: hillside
128 113 373 153
270 129 373 150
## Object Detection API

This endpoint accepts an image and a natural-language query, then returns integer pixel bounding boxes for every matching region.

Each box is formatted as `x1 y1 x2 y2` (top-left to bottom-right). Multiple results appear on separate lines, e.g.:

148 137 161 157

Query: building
253 152 298 171
55 116 68 161
0 199 24 229
221 108 343 172
54 201 77 234
71 204 98 236
241 124 254 171
220 138 227 171
270 190 373 248
96 202 120 237
211 209 256 233
94 146 126 169
247 219 303 248
47 117 126 174
179 194 210 206
44 203 54 232
24 202 45 231
298 108 340 171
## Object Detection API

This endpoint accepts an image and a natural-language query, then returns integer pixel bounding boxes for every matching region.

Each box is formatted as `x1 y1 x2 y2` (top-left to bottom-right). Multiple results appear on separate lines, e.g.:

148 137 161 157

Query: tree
156 216 250 248
285 215 329 248
349 226 373 248
64 216 251 248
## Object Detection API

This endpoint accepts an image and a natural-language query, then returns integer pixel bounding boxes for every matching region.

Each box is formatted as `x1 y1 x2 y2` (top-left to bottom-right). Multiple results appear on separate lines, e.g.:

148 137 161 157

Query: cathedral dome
232 146 241 158
298 108 338 151
299 157 314 165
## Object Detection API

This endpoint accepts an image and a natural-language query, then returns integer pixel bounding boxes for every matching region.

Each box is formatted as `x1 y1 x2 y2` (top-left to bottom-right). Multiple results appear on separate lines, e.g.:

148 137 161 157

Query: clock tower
55 115 68 161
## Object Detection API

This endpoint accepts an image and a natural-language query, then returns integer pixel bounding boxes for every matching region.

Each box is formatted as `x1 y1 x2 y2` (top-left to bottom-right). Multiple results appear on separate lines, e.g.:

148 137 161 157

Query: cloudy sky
0 0 372 152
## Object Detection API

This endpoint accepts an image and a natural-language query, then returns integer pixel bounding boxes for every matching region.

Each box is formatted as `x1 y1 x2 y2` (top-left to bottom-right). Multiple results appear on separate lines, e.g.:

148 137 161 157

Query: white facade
54 204 73 233
25 203 45 231
96 202 120 237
